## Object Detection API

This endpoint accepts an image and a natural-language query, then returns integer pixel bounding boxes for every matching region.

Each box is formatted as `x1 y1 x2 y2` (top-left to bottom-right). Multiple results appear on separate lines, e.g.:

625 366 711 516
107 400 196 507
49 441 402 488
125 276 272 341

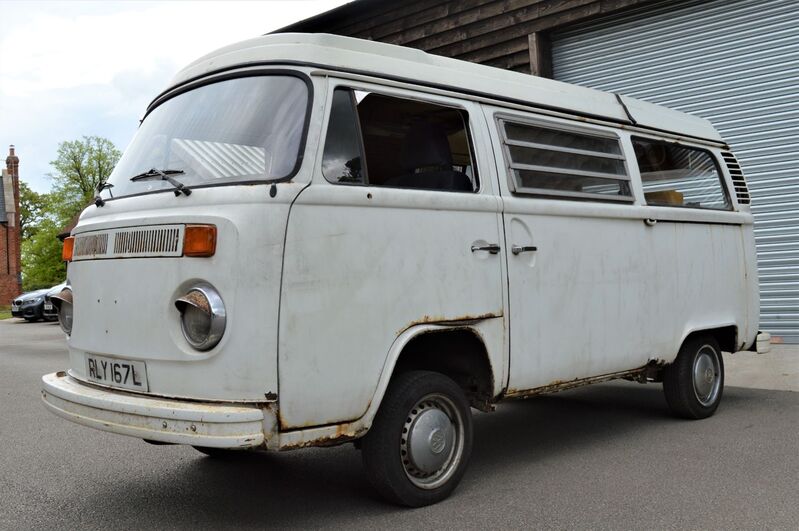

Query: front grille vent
720 151 751 205
72 225 184 261
113 227 181 256
73 233 108 258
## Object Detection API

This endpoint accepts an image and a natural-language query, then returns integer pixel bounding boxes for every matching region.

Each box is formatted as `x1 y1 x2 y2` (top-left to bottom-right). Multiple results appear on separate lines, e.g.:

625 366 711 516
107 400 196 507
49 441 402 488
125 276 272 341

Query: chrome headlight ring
174 283 226 351
51 287 74 335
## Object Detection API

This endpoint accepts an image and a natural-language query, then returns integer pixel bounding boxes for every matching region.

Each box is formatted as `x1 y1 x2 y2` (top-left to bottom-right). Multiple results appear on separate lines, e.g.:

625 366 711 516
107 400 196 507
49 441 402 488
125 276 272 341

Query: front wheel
361 370 473 507
192 446 249 459
663 335 724 419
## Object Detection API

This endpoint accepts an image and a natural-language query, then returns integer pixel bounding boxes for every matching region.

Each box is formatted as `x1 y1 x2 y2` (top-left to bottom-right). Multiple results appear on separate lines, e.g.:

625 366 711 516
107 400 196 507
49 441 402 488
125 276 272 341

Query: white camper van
42 34 770 507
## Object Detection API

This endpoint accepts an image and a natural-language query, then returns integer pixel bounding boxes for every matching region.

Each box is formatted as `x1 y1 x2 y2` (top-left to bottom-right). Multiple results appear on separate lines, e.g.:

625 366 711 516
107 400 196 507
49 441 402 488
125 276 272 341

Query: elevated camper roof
163 33 723 144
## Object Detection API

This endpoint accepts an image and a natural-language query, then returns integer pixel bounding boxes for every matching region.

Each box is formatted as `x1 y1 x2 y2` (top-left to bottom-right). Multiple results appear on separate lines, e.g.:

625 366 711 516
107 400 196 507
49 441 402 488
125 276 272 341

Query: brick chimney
1 145 22 305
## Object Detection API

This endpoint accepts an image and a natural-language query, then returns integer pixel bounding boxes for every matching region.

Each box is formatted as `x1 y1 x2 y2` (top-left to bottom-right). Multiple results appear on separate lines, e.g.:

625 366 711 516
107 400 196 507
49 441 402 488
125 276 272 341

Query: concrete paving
0 319 797 530
724 345 799 392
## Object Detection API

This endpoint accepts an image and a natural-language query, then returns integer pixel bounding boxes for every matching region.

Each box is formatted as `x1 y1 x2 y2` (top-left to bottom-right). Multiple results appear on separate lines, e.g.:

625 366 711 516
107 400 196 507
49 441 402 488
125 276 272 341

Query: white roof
166 33 723 143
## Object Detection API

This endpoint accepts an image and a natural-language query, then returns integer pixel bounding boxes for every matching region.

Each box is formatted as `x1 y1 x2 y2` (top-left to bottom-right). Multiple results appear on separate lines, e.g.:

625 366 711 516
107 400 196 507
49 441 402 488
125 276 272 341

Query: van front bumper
42 372 274 448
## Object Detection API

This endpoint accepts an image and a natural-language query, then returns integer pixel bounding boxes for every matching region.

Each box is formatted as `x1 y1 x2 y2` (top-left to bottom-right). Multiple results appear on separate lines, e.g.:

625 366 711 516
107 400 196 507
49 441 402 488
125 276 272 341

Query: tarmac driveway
0 319 797 530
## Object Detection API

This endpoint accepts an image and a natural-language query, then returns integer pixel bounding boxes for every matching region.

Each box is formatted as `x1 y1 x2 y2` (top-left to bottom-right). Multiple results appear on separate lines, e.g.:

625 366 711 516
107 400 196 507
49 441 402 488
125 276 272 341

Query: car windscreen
102 74 310 199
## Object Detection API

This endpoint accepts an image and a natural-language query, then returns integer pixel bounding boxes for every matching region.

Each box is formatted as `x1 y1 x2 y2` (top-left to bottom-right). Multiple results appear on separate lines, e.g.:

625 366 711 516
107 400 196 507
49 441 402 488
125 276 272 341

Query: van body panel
278 184 505 428
484 104 754 394
64 183 308 401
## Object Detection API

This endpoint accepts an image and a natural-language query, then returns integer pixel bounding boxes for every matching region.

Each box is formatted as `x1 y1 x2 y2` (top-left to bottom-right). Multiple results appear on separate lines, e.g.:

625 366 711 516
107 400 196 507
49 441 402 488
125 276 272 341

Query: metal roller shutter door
552 0 799 343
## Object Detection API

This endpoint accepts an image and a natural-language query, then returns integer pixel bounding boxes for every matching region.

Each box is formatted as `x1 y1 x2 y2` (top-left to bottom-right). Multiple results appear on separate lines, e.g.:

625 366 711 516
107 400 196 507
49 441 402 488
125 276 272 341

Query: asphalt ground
1 319 797 530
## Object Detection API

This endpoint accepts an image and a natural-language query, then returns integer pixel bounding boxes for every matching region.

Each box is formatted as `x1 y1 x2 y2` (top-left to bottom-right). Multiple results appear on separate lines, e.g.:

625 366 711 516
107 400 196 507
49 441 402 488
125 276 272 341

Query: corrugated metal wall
552 0 799 343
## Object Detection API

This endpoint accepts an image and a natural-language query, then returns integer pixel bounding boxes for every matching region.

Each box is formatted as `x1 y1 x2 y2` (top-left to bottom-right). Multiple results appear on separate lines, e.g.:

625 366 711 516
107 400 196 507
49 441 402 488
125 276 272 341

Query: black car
43 282 67 321
11 289 51 322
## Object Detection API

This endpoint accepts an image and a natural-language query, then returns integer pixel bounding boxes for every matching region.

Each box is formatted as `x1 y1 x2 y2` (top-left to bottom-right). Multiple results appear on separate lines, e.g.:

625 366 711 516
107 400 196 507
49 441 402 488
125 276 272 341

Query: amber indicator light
62 236 75 262
183 225 217 257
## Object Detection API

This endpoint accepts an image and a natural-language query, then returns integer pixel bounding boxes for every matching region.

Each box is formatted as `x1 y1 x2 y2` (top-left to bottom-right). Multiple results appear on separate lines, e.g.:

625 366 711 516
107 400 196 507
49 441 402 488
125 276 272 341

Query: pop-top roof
163 33 723 144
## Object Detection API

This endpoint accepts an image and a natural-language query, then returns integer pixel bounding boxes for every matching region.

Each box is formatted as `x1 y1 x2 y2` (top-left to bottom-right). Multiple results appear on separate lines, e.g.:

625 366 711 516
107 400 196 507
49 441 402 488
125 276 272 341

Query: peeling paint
397 312 502 337
279 423 368 450
503 364 662 399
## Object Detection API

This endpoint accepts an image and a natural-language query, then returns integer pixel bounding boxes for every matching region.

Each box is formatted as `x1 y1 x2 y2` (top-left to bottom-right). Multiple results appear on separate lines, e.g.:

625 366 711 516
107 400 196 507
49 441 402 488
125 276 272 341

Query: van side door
484 107 657 392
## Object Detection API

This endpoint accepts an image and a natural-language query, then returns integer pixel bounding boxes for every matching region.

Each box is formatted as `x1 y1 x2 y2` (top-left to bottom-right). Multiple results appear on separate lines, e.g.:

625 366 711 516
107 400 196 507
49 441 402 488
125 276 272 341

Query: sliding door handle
471 243 501 254
511 245 538 255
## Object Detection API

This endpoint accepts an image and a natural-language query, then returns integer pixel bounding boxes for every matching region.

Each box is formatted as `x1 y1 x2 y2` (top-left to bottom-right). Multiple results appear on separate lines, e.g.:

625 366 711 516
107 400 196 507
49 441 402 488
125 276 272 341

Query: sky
0 0 351 193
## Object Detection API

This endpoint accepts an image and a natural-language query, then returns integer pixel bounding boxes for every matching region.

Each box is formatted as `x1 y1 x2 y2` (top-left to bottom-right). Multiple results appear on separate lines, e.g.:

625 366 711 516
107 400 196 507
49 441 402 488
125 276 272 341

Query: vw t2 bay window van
42 34 770 507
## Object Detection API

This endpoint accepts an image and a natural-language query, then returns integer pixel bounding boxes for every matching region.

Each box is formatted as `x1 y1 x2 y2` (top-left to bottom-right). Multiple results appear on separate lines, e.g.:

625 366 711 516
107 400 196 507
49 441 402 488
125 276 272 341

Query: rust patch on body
280 422 368 451
504 363 662 399
397 312 502 336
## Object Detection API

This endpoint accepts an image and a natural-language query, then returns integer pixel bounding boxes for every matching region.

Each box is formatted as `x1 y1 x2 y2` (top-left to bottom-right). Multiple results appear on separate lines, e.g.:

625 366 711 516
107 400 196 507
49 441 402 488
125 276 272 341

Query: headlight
174 283 225 351
33 296 44 304
51 288 74 335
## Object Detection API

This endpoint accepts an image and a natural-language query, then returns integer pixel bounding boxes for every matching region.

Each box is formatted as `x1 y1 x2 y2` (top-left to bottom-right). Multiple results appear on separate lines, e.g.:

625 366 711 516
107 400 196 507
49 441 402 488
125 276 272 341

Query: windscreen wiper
130 168 192 196
94 181 113 207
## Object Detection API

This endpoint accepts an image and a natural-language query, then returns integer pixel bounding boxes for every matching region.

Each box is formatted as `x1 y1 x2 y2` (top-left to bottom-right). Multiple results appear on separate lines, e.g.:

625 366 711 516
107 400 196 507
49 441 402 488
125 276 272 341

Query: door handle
511 245 538 255
644 218 658 227
471 243 501 254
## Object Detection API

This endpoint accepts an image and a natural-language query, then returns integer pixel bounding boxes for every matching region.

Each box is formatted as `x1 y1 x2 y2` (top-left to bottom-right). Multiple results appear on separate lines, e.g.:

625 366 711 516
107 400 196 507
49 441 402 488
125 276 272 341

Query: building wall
277 0 655 75
1 146 22 305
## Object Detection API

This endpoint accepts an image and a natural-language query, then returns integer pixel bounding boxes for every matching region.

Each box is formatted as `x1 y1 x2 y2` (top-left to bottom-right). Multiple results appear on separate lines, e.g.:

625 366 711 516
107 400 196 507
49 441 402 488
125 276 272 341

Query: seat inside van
355 93 477 192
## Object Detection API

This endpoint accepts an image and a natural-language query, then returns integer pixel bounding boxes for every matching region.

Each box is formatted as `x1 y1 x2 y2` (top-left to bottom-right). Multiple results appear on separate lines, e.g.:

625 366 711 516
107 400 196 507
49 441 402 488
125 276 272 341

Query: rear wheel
361 370 473 507
663 335 724 419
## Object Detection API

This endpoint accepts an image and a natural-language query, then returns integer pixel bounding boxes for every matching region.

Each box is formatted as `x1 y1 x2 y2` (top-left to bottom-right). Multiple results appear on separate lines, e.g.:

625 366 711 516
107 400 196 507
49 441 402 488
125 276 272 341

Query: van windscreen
102 74 309 199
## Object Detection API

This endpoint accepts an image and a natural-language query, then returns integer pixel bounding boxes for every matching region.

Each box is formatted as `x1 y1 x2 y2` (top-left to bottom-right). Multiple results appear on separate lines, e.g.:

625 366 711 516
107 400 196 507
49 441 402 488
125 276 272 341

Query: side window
632 138 730 210
500 119 632 201
322 87 477 192
322 89 366 184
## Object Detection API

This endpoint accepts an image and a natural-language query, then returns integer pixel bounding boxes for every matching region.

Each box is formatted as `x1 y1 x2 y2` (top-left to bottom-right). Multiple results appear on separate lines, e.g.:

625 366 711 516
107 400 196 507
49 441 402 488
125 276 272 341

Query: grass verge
0 305 12 320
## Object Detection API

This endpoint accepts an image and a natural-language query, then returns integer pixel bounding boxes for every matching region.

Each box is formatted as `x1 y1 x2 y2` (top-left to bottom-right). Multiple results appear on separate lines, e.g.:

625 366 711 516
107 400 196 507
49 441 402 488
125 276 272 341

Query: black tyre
361 370 473 507
663 335 724 419
192 446 249 459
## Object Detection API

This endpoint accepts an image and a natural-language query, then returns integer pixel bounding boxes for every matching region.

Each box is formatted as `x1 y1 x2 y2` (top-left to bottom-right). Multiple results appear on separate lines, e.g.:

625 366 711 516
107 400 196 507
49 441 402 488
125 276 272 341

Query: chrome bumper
754 332 772 355
42 372 274 448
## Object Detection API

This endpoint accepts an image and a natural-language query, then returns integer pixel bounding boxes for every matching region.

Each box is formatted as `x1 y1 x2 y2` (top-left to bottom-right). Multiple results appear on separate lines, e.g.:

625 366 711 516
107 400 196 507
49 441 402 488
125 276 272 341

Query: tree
49 136 121 220
19 136 121 290
21 216 66 290
19 181 46 241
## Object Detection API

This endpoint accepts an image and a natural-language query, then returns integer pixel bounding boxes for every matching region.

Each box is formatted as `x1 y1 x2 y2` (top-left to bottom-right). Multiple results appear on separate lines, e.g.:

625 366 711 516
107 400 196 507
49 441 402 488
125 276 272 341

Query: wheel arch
678 323 738 356
276 319 504 450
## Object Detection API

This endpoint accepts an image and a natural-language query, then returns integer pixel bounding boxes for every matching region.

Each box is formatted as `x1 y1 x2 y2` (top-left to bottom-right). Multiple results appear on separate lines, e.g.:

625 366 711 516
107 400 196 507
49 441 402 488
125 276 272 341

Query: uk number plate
44 302 53 311
85 354 148 392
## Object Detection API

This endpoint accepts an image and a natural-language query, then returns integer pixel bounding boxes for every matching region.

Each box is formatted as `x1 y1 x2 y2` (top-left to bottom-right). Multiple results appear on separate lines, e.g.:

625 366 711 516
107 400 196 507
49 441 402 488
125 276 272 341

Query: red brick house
1 145 22 305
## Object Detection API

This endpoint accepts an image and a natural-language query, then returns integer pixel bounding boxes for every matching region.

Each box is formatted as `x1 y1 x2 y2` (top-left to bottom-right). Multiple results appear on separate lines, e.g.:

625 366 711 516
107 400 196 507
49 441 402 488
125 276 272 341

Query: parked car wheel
361 370 473 507
663 335 724 419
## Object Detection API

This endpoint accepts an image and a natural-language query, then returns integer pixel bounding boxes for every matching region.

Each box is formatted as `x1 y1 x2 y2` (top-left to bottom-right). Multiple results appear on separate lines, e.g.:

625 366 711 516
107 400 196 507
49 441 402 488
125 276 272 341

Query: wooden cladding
278 0 655 76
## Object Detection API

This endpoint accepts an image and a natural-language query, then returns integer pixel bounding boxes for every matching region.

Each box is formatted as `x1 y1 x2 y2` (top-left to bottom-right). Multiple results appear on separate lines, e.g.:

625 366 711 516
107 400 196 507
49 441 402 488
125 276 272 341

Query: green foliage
49 135 121 221
21 216 66 290
19 181 46 240
20 136 121 290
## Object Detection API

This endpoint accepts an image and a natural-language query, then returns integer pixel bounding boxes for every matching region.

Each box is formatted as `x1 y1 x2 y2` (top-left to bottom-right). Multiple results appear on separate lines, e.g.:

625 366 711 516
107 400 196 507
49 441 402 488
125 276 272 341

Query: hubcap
692 345 721 406
400 394 464 490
